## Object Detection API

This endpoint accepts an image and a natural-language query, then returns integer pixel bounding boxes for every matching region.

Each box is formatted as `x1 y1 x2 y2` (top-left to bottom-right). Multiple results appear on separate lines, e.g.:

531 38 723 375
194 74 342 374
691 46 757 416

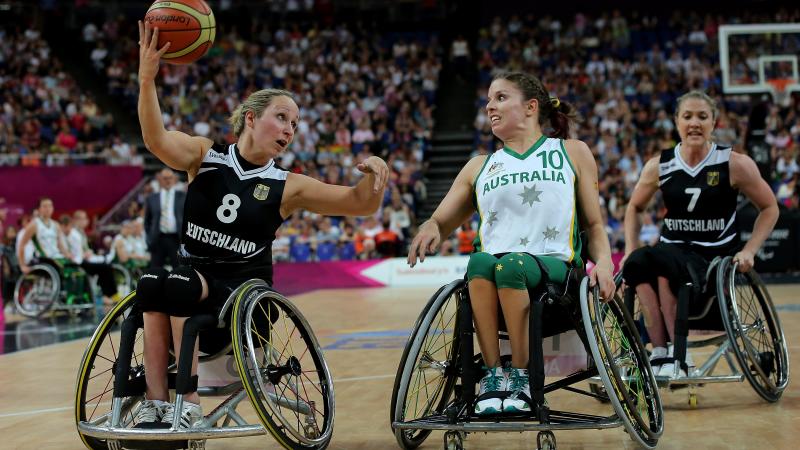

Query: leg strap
674 283 692 373
528 290 547 410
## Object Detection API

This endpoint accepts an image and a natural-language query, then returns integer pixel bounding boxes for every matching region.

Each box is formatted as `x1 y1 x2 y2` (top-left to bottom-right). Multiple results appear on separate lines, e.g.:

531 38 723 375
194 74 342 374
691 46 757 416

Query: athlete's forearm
138 80 167 150
586 222 613 268
352 172 382 215
623 204 642 254
742 203 779 256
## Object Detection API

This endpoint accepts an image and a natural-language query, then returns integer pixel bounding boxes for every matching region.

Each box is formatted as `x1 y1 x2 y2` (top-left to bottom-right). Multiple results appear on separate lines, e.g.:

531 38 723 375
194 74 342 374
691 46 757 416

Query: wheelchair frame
74 279 335 450
598 256 790 407
391 273 664 450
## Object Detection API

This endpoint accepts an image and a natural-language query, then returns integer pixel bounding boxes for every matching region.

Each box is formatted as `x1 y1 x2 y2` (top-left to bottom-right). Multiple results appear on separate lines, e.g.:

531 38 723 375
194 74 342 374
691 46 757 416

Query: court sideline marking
0 373 396 419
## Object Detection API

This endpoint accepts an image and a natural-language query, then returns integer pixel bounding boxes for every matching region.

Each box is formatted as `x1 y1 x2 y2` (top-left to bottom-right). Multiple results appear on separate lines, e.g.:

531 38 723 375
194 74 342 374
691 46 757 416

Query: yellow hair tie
550 97 561 109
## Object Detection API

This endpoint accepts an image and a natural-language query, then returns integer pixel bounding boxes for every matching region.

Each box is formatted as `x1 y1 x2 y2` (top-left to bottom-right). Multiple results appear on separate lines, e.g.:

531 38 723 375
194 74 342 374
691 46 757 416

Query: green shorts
466 252 569 290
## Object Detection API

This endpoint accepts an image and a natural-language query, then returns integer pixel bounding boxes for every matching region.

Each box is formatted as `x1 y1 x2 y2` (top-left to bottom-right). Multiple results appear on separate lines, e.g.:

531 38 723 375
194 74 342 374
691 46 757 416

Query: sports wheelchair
74 279 334 450
13 258 132 318
391 266 664 450
595 256 789 407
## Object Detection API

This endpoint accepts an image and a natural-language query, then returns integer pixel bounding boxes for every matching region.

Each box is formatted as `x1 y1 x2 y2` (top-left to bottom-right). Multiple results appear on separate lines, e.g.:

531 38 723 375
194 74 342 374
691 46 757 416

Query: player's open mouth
276 139 288 148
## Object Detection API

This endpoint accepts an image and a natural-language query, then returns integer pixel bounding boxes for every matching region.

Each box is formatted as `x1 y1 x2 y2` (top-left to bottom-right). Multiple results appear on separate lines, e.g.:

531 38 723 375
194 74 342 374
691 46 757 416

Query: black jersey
658 143 739 258
179 143 287 281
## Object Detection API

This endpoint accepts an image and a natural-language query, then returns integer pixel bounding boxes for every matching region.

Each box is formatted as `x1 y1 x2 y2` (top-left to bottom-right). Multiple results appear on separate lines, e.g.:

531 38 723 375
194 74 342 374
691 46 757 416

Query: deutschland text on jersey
658 143 739 255
180 143 286 277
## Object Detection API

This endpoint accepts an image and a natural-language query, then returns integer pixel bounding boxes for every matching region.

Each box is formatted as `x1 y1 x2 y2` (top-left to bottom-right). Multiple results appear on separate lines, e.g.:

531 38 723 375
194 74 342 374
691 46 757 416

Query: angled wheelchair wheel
14 263 60 317
232 287 334 450
717 257 789 402
111 263 133 297
581 277 663 449
74 292 143 450
390 279 463 450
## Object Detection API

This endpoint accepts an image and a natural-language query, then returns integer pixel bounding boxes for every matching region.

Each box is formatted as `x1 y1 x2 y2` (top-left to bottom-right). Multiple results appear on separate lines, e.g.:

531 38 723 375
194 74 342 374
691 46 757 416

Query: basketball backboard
719 23 800 106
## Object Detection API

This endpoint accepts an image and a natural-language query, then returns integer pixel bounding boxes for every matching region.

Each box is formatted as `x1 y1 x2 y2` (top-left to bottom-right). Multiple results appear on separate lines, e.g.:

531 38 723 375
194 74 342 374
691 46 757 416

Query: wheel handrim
241 291 334 446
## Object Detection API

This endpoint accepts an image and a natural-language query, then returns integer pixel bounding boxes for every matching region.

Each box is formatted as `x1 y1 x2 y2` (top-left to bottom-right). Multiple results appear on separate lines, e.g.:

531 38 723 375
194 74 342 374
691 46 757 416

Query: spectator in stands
143 168 185 268
315 217 340 244
272 228 291 262
374 218 400 258
457 221 477 255
774 144 799 182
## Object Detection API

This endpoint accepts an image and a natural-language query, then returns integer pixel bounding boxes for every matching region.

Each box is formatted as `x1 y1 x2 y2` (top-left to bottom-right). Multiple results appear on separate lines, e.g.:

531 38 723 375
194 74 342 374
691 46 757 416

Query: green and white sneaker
503 367 532 413
475 367 507 415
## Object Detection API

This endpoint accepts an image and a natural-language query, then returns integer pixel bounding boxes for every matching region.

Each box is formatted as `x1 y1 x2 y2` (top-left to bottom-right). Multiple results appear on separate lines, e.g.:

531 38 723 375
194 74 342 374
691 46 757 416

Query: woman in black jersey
132 22 389 428
622 91 778 379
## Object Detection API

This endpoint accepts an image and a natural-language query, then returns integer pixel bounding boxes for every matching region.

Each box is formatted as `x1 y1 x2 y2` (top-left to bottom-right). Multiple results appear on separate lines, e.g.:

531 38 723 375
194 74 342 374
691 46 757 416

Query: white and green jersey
33 217 64 259
472 136 582 265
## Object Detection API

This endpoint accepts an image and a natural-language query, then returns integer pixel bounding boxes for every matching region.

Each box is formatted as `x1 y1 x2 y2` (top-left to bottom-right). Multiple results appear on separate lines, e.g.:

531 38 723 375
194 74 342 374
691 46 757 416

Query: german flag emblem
253 183 270 200
707 171 719 186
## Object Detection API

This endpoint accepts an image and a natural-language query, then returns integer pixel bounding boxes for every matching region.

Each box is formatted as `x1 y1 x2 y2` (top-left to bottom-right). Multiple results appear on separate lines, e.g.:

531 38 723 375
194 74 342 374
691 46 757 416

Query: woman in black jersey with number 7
132 21 389 428
622 91 778 380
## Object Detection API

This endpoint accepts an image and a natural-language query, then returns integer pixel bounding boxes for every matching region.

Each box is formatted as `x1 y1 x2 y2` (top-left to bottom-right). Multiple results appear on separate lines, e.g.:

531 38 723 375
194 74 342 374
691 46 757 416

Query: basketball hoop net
767 78 794 108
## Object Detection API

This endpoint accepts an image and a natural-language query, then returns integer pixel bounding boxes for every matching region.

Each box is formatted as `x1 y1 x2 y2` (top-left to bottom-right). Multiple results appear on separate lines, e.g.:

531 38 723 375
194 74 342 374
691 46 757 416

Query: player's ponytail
546 98 578 140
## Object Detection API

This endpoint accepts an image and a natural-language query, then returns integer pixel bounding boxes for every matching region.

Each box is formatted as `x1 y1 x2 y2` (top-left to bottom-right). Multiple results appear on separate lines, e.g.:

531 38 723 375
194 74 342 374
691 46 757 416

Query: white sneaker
133 399 167 426
503 367 532 413
162 401 203 428
475 367 507 415
658 345 687 379
649 346 668 374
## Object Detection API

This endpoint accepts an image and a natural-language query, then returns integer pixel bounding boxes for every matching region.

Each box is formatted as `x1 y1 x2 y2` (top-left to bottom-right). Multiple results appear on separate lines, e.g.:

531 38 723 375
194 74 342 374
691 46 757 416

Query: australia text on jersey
185 221 257 255
663 218 726 232
482 170 566 195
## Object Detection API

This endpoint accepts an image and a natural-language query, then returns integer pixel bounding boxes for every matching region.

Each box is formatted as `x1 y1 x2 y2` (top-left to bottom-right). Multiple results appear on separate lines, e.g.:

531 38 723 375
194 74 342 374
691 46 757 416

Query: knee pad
136 268 168 312
467 252 498 282
495 253 540 290
163 266 204 317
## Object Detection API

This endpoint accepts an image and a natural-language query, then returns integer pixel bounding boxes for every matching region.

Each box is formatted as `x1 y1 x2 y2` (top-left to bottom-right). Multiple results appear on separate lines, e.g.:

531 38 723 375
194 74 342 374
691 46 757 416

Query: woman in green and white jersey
408 72 615 415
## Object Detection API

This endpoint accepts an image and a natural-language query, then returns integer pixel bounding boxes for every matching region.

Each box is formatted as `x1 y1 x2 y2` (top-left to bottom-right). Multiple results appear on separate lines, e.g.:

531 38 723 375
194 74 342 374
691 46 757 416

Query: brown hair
675 90 718 121
228 88 295 137
492 71 579 139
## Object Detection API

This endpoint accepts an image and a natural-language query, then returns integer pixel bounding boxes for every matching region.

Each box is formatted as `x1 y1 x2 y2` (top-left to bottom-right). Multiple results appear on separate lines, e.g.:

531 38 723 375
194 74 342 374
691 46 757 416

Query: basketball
144 0 216 65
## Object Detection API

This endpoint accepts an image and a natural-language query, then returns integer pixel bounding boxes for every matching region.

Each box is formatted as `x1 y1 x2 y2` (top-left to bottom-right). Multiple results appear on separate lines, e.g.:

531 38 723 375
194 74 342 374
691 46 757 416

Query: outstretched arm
407 155 484 267
280 155 389 218
137 20 212 177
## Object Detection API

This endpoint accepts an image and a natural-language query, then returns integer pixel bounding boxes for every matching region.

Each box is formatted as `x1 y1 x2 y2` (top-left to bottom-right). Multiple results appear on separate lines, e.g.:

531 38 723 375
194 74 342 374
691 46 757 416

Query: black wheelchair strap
528 290 548 409
674 283 692 373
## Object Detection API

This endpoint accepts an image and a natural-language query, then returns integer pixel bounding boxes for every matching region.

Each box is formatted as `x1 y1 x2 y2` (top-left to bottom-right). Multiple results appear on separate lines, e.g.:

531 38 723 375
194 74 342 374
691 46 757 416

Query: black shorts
194 269 271 313
623 242 712 296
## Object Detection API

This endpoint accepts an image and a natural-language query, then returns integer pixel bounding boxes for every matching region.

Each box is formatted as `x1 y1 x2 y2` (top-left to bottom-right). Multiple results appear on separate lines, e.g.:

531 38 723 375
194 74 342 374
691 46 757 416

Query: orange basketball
144 0 216 65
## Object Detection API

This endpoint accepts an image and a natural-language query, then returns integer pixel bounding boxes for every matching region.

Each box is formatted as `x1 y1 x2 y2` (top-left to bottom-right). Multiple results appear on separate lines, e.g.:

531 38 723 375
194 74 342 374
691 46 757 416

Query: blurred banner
738 205 798 273
0 166 142 220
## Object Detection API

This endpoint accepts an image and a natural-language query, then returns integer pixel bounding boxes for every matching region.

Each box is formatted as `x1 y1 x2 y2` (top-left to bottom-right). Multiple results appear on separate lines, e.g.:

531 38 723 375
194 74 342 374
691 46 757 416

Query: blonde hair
228 88 295 137
675 90 718 121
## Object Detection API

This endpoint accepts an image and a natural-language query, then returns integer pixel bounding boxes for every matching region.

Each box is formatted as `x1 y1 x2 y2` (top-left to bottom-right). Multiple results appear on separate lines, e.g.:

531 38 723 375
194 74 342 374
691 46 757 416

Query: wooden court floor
0 284 797 449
